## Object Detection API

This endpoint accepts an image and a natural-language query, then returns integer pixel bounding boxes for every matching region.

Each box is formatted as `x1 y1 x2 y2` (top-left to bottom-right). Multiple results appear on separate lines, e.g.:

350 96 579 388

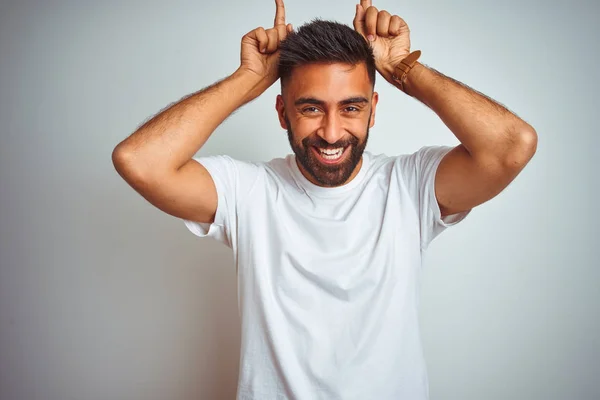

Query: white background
1 0 598 399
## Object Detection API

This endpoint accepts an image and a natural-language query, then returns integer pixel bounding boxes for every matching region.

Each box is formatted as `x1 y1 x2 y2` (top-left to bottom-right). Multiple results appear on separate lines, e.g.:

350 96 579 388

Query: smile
312 146 350 164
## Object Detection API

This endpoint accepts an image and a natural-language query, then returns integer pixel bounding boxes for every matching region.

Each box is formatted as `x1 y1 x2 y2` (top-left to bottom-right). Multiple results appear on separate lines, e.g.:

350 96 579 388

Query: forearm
391 62 536 161
113 68 266 175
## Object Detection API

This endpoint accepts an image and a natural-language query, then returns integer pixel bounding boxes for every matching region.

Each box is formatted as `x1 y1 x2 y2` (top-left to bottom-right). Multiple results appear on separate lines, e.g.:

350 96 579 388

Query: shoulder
360 146 453 193
385 145 455 174
196 154 302 187
362 150 399 178
262 154 306 192
192 154 264 181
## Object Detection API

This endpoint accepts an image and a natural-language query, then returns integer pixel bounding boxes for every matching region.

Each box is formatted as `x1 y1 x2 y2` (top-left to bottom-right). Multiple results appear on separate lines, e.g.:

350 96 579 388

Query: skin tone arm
112 0 292 224
354 0 538 217
398 64 538 216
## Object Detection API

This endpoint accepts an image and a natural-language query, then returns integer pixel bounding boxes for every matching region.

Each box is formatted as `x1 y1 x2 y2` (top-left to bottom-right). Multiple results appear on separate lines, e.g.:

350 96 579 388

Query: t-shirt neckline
288 151 371 197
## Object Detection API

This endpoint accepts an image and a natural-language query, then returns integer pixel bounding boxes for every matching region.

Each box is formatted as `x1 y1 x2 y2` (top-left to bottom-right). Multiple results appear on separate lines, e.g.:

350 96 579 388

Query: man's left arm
386 63 538 217
354 0 538 218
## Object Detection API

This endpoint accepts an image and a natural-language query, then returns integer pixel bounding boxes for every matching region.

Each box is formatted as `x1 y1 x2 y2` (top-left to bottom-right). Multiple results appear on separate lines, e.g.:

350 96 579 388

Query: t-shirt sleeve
395 145 471 252
182 155 259 249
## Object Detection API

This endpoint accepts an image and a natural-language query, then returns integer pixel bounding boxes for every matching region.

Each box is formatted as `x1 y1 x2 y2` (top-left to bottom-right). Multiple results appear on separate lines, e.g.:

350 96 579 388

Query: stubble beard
285 115 370 187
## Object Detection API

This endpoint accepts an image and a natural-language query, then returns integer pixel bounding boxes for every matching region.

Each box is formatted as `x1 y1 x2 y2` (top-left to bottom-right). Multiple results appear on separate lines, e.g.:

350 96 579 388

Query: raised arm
112 0 292 223
354 0 537 217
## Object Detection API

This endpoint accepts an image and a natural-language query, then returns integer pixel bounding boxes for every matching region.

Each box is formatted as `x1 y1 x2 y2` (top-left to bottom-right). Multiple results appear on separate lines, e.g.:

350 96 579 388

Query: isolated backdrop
0 0 598 399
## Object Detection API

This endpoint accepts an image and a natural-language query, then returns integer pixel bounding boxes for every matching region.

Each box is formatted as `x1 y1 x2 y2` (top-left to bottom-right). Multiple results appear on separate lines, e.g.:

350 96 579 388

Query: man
112 0 537 398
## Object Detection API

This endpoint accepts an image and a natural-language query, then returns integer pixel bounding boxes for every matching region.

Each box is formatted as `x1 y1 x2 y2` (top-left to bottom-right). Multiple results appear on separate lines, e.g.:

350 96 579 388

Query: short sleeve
182 155 259 249
395 145 471 252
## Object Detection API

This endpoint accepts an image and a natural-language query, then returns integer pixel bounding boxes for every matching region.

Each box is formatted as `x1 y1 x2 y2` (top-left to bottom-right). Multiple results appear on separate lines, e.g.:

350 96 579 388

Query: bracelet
391 50 422 94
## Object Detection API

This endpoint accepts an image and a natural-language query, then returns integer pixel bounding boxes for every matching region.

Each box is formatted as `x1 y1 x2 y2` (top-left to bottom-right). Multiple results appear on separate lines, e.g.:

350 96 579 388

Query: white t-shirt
183 145 471 400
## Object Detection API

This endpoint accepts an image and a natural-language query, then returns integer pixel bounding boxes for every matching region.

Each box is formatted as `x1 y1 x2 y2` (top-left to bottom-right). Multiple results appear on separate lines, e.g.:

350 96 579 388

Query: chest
237 180 420 285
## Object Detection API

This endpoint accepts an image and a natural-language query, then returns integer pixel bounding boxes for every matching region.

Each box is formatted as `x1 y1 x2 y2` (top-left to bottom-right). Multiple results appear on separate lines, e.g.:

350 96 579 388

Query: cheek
291 119 318 139
348 118 370 137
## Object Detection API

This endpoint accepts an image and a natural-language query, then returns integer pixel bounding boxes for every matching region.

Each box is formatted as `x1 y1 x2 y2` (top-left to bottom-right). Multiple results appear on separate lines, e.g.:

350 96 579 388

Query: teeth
319 147 343 155
317 147 344 161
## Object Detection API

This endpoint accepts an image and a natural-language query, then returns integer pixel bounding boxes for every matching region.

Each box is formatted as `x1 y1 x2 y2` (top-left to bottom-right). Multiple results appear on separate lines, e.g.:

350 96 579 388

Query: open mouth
311 145 350 165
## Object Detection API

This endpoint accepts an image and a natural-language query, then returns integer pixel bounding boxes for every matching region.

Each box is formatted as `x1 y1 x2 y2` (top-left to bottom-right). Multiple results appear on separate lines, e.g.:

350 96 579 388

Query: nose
316 113 345 145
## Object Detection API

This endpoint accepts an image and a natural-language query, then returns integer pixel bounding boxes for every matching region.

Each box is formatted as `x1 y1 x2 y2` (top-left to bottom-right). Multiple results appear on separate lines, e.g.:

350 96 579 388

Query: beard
285 115 370 187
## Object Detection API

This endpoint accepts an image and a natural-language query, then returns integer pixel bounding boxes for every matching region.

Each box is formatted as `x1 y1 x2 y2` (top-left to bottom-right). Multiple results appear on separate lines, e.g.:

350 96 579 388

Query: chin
302 143 365 187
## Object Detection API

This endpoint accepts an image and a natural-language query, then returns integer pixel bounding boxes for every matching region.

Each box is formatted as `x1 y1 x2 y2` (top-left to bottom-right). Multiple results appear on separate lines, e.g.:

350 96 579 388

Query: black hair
278 19 376 90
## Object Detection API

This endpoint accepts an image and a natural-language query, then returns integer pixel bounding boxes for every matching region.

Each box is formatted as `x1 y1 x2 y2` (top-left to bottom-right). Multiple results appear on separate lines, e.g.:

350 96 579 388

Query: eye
302 107 320 113
344 106 360 113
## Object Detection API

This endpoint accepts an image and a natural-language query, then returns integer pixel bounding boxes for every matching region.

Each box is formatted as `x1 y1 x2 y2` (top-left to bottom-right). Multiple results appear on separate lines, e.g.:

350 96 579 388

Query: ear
369 91 379 128
276 95 288 130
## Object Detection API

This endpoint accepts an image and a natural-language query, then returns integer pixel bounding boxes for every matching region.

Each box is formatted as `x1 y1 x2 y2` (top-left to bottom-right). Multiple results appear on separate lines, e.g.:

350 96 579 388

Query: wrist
399 62 425 97
231 67 276 103
385 50 423 96
377 61 397 84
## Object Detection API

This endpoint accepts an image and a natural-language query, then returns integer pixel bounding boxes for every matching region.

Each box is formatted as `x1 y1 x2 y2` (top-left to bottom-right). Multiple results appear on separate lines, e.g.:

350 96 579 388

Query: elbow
112 144 148 183
517 127 538 162
522 127 538 156
502 127 538 170
112 144 133 176
112 143 173 188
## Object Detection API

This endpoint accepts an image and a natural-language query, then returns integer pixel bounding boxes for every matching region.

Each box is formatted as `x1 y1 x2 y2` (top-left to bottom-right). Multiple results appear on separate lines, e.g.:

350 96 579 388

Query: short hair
278 19 376 91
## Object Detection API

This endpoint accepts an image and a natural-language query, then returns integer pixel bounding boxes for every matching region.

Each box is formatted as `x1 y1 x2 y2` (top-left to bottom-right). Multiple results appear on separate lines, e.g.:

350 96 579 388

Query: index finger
274 0 286 26
360 0 372 9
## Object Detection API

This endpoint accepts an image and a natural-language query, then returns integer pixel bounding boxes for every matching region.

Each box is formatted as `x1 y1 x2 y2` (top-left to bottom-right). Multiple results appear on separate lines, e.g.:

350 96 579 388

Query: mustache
302 135 359 150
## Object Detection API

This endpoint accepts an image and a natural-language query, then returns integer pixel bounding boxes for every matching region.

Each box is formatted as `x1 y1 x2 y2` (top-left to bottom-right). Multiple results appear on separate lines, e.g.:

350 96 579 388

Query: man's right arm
111 70 265 224
112 0 292 224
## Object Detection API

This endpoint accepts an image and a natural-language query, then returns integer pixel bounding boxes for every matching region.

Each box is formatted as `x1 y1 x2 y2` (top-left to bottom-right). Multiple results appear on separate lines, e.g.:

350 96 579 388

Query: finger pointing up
353 3 366 36
274 0 286 26
354 0 374 38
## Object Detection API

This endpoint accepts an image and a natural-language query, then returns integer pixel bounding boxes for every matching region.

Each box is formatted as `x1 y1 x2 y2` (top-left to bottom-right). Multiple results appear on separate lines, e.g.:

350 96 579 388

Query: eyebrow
294 96 369 106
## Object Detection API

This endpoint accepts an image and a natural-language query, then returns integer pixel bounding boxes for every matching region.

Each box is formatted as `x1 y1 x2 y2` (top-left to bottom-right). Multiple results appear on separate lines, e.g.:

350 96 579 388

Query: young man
112 0 537 398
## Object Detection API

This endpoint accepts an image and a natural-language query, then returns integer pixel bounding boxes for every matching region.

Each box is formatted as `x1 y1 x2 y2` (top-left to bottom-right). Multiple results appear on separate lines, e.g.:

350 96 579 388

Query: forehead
284 62 372 102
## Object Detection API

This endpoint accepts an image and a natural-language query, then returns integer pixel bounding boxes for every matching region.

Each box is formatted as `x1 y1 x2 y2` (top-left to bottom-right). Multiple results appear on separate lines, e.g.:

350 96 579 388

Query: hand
353 0 412 82
239 0 293 86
